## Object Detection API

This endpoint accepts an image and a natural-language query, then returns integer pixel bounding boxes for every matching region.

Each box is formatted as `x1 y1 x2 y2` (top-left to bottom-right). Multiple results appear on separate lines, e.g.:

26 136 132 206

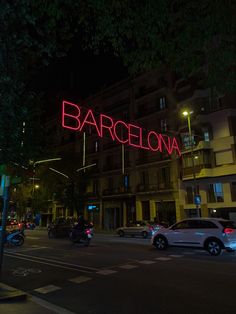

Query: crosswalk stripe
118 264 138 269
69 276 92 284
138 260 156 264
96 269 117 275
34 285 61 294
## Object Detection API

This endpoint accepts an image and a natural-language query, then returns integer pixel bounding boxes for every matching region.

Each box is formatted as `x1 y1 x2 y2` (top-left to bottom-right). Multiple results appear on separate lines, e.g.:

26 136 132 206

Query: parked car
48 217 75 238
116 221 164 238
151 218 236 256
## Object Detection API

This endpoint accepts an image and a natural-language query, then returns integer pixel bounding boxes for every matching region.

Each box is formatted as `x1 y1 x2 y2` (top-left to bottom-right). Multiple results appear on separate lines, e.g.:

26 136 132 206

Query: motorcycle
0 228 25 246
69 223 94 246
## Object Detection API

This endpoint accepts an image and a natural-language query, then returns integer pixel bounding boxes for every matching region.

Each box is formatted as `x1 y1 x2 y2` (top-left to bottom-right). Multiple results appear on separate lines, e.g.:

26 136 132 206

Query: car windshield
219 220 236 229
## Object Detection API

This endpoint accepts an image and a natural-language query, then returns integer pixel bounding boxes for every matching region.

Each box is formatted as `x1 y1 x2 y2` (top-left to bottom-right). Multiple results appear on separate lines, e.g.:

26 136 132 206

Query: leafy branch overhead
82 0 236 92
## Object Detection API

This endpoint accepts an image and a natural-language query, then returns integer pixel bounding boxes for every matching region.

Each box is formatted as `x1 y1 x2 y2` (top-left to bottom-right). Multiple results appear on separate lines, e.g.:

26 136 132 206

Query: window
140 171 149 186
124 175 129 188
198 220 218 229
186 186 194 204
159 97 166 110
203 130 210 142
231 182 236 201
94 140 99 153
160 167 170 184
208 183 224 202
93 180 99 195
172 221 189 229
160 119 167 132
108 177 113 190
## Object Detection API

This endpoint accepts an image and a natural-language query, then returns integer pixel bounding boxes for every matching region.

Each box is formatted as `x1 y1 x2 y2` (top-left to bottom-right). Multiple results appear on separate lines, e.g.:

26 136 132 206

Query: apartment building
45 69 236 229
178 92 236 221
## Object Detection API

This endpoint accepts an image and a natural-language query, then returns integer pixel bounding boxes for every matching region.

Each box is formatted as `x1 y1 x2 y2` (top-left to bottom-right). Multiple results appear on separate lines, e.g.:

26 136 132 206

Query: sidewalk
0 283 75 314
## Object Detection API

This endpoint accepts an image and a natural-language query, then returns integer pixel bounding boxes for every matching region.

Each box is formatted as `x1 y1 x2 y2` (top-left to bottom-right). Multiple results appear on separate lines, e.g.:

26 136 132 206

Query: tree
0 0 80 165
81 0 236 93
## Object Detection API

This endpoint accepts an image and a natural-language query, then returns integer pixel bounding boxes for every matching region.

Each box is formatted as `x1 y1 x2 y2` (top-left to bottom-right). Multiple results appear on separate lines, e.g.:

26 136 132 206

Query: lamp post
182 110 200 217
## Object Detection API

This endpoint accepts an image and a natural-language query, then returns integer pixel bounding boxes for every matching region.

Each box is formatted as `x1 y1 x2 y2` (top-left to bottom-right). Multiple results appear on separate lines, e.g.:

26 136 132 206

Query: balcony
136 183 173 193
103 187 132 196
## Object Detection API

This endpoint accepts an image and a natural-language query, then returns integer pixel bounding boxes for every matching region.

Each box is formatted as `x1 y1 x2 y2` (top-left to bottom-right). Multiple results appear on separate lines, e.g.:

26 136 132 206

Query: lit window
203 131 210 141
208 183 224 202
159 97 166 109
160 119 167 132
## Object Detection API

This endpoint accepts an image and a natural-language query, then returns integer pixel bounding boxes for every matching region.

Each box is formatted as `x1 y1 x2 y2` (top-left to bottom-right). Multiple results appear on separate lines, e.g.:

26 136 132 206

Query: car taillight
86 229 91 234
223 228 235 234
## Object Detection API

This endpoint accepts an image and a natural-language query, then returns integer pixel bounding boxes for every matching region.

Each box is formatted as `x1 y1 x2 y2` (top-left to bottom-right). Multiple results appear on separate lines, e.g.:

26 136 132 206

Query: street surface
1 229 236 314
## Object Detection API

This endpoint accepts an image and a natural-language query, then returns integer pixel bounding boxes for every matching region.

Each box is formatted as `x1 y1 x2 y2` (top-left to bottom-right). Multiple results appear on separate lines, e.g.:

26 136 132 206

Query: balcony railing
103 187 132 195
136 183 173 192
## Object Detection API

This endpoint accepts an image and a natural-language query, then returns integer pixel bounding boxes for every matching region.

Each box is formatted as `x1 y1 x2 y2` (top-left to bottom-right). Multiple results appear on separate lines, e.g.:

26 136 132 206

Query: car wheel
154 235 168 250
142 231 148 239
205 238 222 256
118 230 124 237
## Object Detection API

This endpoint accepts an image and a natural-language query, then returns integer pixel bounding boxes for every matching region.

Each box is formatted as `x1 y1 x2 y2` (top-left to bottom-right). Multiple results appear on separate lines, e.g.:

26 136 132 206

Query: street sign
194 195 201 205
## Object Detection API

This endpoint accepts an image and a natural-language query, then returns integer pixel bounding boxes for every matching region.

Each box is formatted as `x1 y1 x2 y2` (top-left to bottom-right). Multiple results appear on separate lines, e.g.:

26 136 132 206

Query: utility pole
0 175 10 271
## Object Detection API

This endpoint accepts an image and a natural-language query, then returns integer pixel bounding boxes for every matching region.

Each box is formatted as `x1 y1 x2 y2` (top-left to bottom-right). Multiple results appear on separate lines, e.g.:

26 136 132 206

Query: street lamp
182 110 200 217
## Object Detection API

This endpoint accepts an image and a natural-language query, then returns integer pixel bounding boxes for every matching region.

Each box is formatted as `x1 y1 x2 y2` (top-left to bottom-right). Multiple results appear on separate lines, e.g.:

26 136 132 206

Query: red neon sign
62 100 181 156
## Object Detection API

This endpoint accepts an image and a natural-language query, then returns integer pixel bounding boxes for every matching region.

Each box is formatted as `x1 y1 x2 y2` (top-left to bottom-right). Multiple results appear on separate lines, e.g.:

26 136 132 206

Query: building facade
44 69 236 229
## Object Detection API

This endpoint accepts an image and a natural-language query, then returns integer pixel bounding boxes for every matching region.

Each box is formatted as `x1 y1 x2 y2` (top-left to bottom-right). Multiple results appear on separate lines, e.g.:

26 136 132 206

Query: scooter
1 228 25 246
69 224 94 247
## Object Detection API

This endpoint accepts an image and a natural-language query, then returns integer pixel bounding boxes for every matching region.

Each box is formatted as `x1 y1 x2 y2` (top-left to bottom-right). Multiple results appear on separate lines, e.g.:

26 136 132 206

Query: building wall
44 70 236 228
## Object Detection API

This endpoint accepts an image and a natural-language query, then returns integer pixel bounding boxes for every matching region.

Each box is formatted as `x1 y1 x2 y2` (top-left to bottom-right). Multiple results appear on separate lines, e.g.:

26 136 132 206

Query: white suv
151 218 236 256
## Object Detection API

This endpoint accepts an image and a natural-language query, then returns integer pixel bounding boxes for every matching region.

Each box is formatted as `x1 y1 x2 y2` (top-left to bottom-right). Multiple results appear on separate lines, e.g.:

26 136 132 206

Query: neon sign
62 100 181 156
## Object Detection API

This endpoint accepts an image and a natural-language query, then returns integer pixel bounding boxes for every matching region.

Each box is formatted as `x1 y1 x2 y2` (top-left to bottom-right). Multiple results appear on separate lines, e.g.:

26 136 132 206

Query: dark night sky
37 44 129 116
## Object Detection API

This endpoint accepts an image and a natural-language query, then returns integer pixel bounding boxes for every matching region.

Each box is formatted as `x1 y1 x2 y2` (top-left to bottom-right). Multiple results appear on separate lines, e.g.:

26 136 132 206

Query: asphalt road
1 229 236 314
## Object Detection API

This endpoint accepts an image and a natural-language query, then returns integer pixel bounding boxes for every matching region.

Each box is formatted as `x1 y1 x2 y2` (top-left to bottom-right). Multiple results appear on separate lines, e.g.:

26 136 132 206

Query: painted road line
69 276 92 284
168 255 184 258
154 257 172 261
34 284 61 294
138 260 156 264
5 252 99 271
96 269 118 275
118 264 138 269
30 295 77 314
4 253 94 273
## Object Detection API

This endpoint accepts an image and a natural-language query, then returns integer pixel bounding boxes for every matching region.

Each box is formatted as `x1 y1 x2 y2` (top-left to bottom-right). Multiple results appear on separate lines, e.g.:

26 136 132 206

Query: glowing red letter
62 101 81 130
113 120 128 144
128 124 141 148
170 137 181 156
100 114 115 141
147 131 159 151
79 109 101 137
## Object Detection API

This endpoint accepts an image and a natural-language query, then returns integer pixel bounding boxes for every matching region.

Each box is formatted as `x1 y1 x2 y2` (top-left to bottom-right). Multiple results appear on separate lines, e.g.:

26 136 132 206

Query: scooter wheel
13 235 24 246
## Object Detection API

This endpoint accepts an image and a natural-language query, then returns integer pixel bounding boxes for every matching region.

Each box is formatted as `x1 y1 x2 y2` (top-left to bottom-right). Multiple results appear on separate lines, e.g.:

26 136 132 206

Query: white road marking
5 252 99 271
168 255 183 258
138 260 156 264
118 264 138 269
34 284 61 294
69 276 92 284
154 257 172 261
96 269 117 275
30 295 77 314
5 253 93 273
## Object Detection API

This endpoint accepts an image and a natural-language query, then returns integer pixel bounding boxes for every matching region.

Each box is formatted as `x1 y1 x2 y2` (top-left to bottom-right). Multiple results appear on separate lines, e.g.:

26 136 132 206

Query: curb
0 282 27 301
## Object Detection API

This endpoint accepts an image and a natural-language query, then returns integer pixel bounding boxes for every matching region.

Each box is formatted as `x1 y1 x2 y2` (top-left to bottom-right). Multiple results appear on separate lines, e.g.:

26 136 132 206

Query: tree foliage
0 0 80 165
82 0 236 92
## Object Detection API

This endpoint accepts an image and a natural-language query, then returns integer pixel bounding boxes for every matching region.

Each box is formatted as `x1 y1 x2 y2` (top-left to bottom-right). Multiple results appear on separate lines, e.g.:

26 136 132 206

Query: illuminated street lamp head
182 110 189 117
35 184 40 189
